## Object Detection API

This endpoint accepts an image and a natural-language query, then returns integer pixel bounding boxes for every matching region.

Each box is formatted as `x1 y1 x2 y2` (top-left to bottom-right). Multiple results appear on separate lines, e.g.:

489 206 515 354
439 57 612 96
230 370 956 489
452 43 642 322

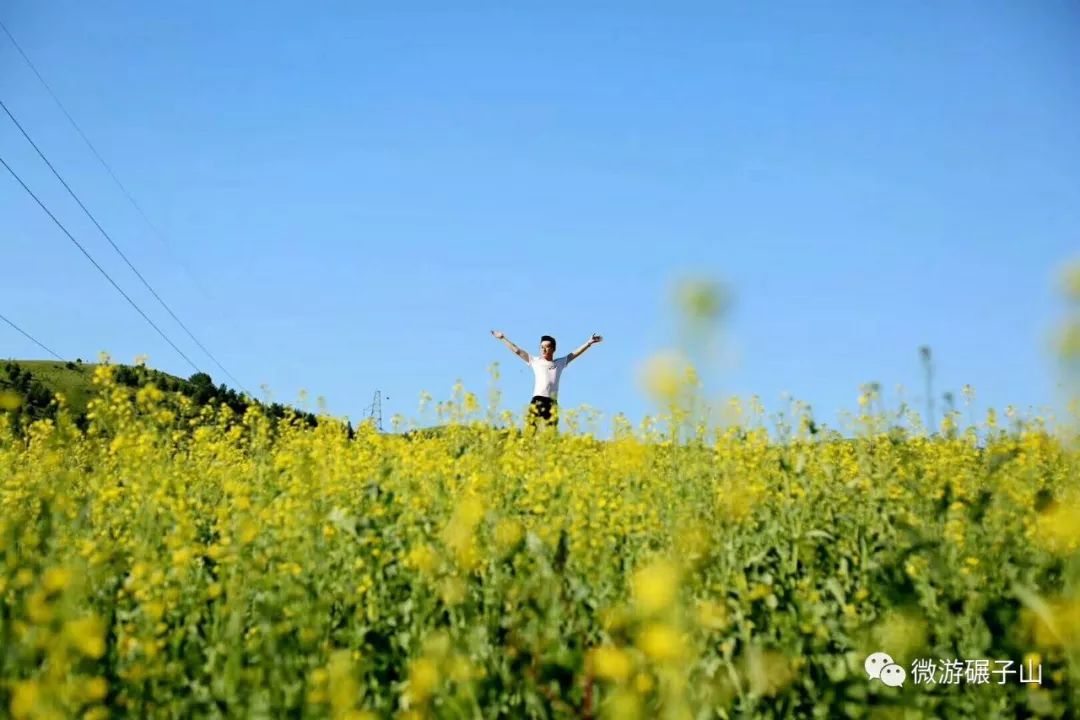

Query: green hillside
0 359 323 431
2 360 129 416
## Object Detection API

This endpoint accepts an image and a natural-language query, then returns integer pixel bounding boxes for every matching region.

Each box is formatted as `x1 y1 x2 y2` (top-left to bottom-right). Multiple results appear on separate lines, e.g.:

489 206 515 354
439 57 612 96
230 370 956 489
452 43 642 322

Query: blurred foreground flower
675 278 729 323
632 559 680 615
638 351 697 406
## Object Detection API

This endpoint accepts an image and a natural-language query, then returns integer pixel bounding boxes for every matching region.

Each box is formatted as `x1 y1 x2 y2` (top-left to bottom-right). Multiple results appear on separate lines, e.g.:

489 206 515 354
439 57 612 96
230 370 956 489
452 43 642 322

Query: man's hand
590 333 603 344
491 330 505 340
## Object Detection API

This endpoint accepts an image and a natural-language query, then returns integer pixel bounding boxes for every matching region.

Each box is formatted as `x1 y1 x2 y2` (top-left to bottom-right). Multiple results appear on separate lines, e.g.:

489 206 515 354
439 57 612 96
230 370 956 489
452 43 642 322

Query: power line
0 152 203 374
0 17 212 301
0 99 250 395
0 311 63 360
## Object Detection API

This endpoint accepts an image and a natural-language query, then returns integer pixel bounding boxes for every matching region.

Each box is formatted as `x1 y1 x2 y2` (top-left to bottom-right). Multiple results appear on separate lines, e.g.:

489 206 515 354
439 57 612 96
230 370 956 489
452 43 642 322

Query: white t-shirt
529 355 570 400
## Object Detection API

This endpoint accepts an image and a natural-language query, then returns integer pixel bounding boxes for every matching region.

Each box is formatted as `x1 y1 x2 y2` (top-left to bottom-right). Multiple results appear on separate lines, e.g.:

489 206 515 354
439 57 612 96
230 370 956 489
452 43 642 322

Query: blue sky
2 1 1078 431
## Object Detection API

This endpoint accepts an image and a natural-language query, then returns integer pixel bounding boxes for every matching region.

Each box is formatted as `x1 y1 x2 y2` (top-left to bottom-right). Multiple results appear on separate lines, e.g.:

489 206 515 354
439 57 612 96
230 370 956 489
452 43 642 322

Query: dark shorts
529 395 558 427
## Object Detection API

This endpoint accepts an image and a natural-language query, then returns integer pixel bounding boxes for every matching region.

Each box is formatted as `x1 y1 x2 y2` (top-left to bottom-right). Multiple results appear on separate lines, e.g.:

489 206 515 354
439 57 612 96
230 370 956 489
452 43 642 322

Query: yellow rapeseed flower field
3 267 1080 718
1 361 1078 719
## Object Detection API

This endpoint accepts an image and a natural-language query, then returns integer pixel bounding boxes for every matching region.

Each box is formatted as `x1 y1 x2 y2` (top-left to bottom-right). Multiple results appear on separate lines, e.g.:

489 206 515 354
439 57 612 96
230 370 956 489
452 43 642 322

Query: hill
0 359 323 432
2 359 139 417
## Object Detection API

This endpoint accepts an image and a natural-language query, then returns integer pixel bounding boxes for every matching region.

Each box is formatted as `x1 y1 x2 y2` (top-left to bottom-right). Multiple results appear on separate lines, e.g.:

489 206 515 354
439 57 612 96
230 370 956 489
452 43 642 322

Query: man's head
539 335 556 360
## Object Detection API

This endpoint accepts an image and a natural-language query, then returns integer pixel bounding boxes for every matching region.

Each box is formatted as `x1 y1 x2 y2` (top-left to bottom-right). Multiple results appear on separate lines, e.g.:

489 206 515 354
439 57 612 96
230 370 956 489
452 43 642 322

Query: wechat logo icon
865 651 906 688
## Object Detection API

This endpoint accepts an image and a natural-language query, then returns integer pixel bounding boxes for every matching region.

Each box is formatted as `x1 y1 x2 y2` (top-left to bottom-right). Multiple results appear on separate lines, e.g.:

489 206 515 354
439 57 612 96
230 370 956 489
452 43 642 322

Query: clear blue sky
2 1 1078 431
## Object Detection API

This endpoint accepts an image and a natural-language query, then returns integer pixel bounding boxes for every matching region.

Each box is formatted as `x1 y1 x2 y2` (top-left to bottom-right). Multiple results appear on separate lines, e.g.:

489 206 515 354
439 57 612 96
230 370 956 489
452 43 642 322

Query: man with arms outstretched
490 330 603 429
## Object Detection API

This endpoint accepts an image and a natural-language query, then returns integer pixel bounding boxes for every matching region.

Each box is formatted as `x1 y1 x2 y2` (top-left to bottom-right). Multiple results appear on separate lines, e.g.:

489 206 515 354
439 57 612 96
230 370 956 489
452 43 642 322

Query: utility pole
920 346 934 434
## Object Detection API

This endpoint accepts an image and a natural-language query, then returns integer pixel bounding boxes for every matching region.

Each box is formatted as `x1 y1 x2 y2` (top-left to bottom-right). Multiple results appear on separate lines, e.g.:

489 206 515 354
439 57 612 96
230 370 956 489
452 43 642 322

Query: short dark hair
540 335 556 349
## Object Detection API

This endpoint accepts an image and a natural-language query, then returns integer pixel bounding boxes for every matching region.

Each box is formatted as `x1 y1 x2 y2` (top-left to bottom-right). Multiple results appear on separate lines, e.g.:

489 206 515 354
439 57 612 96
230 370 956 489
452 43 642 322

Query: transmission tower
366 390 384 432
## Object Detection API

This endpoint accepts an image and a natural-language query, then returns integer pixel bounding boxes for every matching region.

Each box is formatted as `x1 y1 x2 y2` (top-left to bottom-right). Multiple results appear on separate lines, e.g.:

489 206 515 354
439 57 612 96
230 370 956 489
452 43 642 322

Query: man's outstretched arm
491 330 530 363
567 333 603 363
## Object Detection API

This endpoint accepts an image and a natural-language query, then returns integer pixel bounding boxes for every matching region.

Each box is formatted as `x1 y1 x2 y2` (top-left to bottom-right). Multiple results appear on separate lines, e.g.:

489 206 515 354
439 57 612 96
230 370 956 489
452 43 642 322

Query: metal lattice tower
366 390 383 432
